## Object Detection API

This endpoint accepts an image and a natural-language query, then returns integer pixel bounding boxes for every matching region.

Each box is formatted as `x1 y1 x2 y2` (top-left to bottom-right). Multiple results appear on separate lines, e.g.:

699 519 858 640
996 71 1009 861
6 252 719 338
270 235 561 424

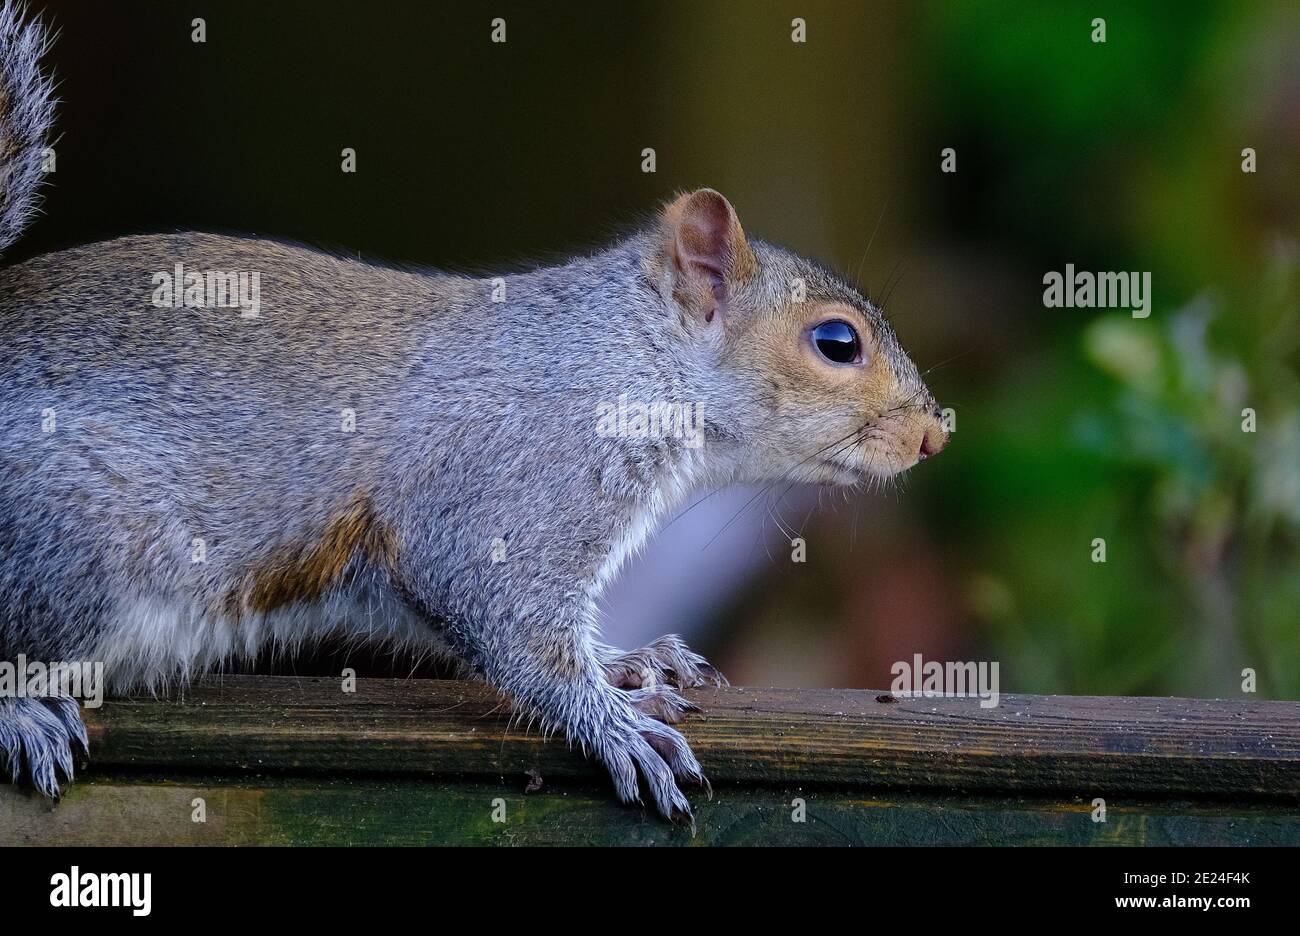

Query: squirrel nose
918 422 947 462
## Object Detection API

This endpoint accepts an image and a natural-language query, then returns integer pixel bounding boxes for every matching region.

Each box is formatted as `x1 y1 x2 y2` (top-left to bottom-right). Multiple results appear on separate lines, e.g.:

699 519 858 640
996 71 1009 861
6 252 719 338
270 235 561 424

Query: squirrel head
652 188 948 485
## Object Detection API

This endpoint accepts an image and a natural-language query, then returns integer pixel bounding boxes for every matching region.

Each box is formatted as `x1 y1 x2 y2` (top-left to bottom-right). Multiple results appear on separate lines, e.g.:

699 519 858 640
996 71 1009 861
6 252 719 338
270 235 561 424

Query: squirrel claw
599 634 728 691
598 700 707 823
623 684 701 725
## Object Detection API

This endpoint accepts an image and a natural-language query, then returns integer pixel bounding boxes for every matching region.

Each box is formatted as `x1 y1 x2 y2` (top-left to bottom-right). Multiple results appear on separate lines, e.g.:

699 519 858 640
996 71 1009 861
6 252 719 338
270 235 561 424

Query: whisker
853 197 891 291
919 348 975 379
701 422 875 549
877 260 907 314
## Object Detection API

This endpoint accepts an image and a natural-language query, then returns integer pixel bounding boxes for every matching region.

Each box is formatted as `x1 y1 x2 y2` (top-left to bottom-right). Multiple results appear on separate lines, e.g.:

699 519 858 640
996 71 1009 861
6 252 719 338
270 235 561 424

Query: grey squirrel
0 3 946 821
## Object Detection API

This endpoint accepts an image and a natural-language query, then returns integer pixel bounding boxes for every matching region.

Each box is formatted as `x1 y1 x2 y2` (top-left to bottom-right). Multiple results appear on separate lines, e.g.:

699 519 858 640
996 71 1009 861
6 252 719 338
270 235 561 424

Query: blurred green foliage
923 1 1299 697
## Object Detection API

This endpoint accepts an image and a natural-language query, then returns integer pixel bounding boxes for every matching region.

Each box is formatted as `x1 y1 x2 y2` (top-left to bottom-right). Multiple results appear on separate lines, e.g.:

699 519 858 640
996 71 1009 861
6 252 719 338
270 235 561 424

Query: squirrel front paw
599 634 728 691
622 683 700 724
0 696 89 797
597 705 707 825
495 644 712 823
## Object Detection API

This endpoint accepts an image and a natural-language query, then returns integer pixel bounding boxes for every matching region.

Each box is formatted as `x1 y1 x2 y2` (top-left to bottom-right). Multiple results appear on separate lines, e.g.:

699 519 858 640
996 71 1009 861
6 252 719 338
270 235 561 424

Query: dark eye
811 320 861 365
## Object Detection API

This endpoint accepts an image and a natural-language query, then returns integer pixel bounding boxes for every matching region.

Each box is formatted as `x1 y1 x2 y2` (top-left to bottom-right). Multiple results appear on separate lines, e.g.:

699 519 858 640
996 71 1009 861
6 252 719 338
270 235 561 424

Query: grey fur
0 1 53 255
0 6 943 820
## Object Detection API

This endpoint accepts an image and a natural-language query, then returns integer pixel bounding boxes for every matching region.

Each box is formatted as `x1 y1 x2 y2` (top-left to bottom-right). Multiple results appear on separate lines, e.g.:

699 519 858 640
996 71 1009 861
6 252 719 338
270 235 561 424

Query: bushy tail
0 1 53 256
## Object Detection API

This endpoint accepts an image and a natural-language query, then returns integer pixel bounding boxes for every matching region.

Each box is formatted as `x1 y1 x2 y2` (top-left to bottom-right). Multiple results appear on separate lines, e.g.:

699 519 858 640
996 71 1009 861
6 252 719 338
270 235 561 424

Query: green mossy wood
2 676 1297 845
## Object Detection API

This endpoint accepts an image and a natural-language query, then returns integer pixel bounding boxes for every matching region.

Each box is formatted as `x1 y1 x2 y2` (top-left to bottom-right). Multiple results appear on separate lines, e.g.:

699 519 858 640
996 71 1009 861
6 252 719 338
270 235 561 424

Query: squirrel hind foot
0 696 88 798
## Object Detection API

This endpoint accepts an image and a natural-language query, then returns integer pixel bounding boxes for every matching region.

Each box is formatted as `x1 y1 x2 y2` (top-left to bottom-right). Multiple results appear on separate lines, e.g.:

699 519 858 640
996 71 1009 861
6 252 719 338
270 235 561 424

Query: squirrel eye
811 320 861 365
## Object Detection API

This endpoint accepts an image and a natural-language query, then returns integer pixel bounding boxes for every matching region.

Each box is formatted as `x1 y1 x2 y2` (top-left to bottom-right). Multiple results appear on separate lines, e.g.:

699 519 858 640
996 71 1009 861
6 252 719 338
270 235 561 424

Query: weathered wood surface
3 677 1298 845
4 775 1296 846
77 676 1300 799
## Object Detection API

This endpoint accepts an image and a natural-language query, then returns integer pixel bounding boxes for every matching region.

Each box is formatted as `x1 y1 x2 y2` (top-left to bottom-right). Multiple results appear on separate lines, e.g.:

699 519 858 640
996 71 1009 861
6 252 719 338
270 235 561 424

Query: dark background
18 0 1300 699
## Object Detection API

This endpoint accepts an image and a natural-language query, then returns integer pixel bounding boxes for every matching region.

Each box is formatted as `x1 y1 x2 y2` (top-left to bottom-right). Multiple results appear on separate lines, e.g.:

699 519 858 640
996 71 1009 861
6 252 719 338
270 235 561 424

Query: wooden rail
2 676 1298 845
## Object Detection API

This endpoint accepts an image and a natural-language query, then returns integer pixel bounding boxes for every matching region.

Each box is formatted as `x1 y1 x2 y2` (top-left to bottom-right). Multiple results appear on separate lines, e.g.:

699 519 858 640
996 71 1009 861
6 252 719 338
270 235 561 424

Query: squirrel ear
662 189 756 326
